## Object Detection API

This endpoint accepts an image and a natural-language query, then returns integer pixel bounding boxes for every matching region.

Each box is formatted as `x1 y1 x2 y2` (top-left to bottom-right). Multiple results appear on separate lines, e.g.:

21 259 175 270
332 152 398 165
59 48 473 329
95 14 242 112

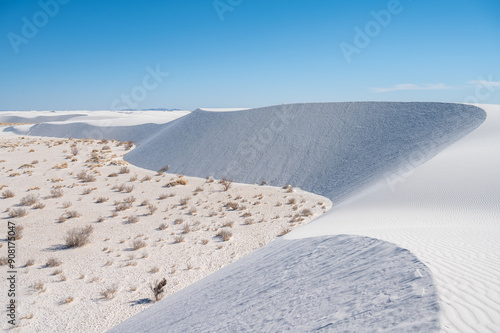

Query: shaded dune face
108 235 440 333
125 102 486 203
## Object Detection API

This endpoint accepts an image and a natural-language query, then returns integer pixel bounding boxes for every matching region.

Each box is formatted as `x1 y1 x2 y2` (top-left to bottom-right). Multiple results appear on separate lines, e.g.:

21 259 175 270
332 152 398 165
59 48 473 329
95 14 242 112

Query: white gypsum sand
0 134 330 332
287 104 500 332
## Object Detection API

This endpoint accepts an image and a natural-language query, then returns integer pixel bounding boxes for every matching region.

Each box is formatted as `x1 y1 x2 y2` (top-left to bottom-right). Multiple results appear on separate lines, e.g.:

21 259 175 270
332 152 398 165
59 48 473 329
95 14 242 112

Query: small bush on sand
219 177 233 191
2 190 14 198
132 239 146 250
217 230 232 241
119 166 130 174
150 278 166 301
102 284 118 300
64 225 93 248
8 208 27 218
50 188 64 198
46 257 62 267
19 194 39 206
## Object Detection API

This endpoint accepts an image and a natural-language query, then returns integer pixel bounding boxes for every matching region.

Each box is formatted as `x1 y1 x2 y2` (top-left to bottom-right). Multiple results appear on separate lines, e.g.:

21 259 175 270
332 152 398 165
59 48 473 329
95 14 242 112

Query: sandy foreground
0 134 330 332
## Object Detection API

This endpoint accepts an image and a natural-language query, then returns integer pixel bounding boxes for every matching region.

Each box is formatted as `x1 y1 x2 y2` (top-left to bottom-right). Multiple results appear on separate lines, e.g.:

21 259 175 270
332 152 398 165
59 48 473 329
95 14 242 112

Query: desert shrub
127 215 139 224
62 201 72 208
119 166 130 174
65 210 81 219
201 239 209 245
8 208 27 218
182 224 191 234
165 178 188 187
46 257 62 267
124 196 136 204
141 175 152 182
115 203 132 211
2 190 14 198
70 146 79 156
174 235 184 243
102 284 118 300
219 177 233 191
217 230 232 241
188 207 197 215
50 188 64 198
288 198 297 205
222 221 234 228
150 266 160 273
25 259 35 267
132 239 146 250
174 218 184 225
82 188 94 195
96 197 108 203
19 194 39 206
244 218 255 225
226 202 239 210
0 257 9 265
159 166 170 173
158 223 168 230
147 204 158 215
77 170 96 182
140 199 150 206
123 184 134 193
150 278 166 301
108 173 119 177
279 228 292 236
12 225 23 240
64 225 93 248
283 184 294 193
179 197 189 206
125 141 134 150
33 281 46 293
129 174 138 182
300 208 313 217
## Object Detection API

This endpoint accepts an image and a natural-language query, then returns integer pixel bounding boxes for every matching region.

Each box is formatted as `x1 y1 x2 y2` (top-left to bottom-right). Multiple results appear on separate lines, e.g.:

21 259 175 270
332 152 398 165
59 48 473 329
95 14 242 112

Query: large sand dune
124 102 485 203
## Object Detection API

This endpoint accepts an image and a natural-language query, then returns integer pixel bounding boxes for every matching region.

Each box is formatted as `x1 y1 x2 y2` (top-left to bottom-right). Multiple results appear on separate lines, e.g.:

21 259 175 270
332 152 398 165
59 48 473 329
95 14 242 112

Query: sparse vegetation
46 257 62 267
8 208 27 218
150 278 167 301
102 284 118 300
19 194 39 206
2 190 14 198
132 239 146 250
64 225 93 248
217 230 233 241
50 188 64 198
219 176 233 191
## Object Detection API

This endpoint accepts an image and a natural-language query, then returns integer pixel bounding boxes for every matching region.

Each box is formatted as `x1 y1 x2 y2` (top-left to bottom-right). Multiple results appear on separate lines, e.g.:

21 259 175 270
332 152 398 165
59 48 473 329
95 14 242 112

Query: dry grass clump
129 174 138 182
150 266 160 273
71 146 79 156
2 190 15 198
108 173 119 177
226 202 239 210
65 210 81 219
132 239 146 250
222 221 234 228
124 141 134 150
46 257 62 267
174 218 184 225
219 177 233 191
96 197 109 203
201 239 209 245
62 296 74 304
283 184 294 193
82 188 94 195
8 208 27 218
33 281 46 293
141 175 152 182
12 225 23 240
157 166 169 175
217 229 233 241
179 197 190 206
288 198 297 205
62 201 72 208
182 224 191 234
279 228 292 236
127 215 139 224
119 166 130 174
19 194 39 206
300 208 313 217
76 170 97 183
50 188 64 198
123 196 136 204
174 235 184 243
188 207 197 215
147 204 158 215
158 223 168 230
64 225 93 248
102 284 118 300
115 202 132 211
165 177 188 187
25 259 35 267
33 202 45 209
116 183 134 193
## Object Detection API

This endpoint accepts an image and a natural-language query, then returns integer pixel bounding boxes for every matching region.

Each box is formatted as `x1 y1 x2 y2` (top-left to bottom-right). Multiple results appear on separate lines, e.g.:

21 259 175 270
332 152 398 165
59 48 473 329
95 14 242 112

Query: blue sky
1 0 499 110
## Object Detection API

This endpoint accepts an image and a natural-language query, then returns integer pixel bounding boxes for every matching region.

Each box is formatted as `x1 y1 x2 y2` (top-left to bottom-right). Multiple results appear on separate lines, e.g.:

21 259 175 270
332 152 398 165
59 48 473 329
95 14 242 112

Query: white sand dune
124 102 485 203
109 235 440 333
1 102 496 332
287 104 500 332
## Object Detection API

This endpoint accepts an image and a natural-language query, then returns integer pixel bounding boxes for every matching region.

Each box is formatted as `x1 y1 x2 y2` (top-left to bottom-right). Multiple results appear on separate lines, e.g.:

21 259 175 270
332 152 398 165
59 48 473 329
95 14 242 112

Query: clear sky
1 0 499 110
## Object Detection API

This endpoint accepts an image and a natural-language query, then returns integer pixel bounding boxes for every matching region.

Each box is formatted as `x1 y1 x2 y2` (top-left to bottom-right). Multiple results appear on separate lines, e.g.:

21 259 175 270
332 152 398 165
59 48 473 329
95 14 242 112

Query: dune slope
124 102 485 203
109 235 440 333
